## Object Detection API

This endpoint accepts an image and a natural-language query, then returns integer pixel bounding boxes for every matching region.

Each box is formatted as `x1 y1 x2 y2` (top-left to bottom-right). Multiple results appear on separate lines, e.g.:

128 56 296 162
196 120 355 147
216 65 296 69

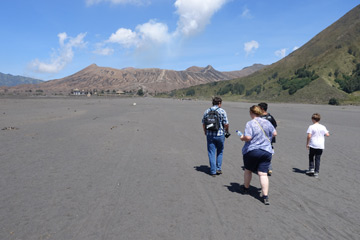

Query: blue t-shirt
242 117 275 155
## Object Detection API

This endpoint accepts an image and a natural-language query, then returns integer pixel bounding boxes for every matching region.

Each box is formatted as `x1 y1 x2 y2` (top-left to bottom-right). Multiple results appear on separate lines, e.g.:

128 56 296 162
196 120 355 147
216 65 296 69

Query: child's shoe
306 169 315 175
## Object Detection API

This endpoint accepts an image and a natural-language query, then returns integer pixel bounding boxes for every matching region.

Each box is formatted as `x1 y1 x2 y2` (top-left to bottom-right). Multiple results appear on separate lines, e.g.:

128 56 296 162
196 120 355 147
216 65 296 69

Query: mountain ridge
170 4 360 104
0 72 43 87
1 63 265 94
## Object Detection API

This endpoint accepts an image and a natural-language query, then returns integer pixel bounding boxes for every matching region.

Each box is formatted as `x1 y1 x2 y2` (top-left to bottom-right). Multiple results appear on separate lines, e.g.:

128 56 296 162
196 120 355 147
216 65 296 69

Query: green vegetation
277 65 319 95
137 88 144 96
335 63 360 93
186 89 195 96
245 85 261 96
328 98 340 105
217 83 245 95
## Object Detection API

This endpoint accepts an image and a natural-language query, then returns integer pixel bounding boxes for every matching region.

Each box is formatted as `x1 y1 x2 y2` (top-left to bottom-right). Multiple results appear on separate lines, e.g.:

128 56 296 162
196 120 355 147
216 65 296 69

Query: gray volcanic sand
0 97 359 240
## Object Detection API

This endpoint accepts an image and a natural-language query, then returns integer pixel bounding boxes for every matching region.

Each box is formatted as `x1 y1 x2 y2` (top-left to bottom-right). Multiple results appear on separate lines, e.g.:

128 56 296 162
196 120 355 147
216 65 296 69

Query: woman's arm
240 135 252 142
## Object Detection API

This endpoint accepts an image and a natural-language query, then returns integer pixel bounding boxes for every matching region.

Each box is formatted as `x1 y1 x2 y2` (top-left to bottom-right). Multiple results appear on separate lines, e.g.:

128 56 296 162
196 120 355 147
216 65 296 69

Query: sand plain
0 97 359 240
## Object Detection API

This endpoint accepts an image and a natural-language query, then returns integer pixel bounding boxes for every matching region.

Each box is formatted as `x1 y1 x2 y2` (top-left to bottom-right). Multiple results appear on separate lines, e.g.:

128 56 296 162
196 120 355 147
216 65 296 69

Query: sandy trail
0 97 359 240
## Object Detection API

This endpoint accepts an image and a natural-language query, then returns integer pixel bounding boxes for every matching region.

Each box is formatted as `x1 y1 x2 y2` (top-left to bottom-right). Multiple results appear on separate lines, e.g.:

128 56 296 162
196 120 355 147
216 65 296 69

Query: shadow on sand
195 165 264 203
292 168 307 174
224 182 263 203
194 165 212 176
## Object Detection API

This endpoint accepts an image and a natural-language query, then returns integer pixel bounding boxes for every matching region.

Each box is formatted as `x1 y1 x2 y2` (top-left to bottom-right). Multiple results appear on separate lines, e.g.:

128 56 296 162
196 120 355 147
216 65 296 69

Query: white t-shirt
307 123 329 149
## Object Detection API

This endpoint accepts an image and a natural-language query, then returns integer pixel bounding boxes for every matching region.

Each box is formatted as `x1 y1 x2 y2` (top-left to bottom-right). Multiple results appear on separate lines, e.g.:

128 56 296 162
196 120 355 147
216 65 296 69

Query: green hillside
167 4 360 105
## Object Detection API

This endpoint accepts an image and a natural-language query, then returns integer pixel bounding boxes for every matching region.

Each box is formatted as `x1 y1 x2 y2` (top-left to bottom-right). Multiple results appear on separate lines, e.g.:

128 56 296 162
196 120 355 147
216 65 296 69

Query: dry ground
0 97 359 240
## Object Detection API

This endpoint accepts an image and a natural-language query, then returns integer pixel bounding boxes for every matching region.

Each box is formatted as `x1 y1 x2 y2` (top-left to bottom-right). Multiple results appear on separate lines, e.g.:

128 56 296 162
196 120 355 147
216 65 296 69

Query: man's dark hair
258 102 268 111
212 97 222 106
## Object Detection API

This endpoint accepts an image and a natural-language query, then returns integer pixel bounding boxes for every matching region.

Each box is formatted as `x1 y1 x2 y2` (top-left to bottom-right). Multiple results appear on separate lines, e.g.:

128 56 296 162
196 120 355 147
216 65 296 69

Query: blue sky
1 0 359 80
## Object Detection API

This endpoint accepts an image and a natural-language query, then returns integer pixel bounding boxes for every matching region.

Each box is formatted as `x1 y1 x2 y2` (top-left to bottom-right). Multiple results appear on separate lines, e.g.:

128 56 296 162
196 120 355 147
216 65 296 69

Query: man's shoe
216 170 222 175
306 169 315 175
314 172 319 178
210 174 216 177
240 185 249 195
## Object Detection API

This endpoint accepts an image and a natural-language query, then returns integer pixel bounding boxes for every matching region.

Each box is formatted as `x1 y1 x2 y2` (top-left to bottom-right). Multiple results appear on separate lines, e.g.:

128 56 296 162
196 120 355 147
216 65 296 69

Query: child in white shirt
306 113 330 178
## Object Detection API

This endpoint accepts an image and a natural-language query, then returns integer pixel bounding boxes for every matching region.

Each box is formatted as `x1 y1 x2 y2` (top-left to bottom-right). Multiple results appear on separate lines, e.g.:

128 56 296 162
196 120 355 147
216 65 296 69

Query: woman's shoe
263 196 270 205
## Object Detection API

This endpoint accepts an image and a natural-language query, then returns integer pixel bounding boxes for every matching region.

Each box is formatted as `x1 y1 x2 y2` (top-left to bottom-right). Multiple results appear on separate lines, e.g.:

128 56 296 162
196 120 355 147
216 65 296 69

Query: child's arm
306 133 311 149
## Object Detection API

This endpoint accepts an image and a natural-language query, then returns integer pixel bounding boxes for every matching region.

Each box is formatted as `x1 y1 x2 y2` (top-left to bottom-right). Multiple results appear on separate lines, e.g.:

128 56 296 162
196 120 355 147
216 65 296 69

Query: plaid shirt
202 106 229 136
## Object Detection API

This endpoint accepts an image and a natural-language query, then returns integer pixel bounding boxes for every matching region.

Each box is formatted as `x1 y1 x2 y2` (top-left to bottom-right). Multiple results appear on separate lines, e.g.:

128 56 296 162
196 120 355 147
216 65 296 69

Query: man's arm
273 130 277 137
224 124 229 133
270 115 277 128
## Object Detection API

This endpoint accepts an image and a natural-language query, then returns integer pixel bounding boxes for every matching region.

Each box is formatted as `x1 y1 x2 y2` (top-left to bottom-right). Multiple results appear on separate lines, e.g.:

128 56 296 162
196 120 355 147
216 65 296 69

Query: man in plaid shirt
202 97 230 177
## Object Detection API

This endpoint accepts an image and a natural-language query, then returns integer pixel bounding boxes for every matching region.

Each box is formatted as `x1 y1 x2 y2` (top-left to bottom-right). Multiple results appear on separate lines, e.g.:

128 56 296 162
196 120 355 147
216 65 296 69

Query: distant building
72 88 81 95
72 89 90 95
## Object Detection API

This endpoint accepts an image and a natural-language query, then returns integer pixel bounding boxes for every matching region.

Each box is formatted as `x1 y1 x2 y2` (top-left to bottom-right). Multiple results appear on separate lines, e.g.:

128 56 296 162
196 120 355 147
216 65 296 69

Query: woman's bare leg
244 169 252 188
258 171 269 196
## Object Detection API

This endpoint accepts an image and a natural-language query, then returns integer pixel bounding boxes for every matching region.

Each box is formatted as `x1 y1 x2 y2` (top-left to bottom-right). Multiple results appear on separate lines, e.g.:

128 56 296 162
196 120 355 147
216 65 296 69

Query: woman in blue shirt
239 105 277 205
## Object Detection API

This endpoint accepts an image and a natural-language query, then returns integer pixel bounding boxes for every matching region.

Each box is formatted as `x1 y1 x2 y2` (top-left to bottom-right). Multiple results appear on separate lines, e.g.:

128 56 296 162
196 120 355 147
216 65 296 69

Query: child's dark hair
312 113 321 122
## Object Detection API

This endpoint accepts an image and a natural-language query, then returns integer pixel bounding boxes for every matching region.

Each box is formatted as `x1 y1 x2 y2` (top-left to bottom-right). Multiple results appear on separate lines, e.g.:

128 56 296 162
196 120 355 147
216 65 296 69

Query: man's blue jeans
207 135 225 175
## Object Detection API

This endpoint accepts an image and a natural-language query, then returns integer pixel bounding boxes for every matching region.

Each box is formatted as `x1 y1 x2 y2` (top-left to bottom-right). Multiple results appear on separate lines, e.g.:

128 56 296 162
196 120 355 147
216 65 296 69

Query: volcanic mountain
171 4 360 104
5 64 265 94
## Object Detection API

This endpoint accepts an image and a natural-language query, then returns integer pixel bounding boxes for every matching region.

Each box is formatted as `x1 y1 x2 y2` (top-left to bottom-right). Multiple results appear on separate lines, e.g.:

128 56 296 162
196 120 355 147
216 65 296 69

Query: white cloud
104 20 171 50
136 20 171 44
244 40 259 55
93 47 114 56
58 32 67 46
241 6 252 18
174 0 228 36
30 32 87 74
93 0 230 66
275 48 287 58
108 28 139 48
293 46 299 51
95 0 230 52
85 0 149 6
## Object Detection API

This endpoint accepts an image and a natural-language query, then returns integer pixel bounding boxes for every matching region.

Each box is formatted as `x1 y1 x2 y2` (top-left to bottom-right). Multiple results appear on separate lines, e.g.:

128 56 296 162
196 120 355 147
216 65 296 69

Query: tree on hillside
186 89 195 96
217 83 245 95
278 66 319 95
335 64 360 93
137 88 144 96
